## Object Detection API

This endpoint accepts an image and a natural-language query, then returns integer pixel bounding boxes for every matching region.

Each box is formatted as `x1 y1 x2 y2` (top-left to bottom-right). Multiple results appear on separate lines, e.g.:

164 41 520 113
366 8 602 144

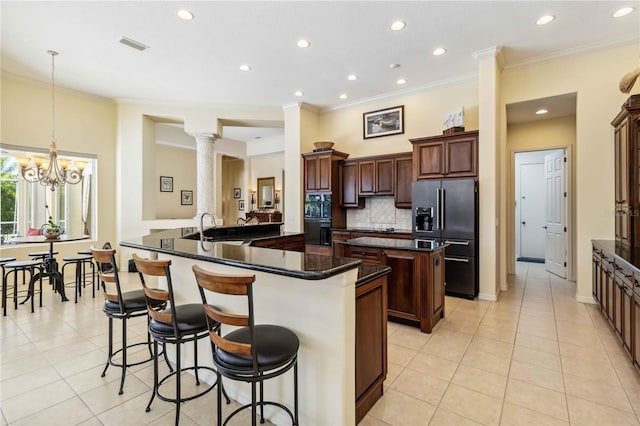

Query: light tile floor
1 262 639 425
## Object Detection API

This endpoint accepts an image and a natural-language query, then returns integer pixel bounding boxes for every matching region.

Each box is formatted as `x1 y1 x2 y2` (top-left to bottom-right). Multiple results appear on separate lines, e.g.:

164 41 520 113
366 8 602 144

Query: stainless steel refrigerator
412 178 478 299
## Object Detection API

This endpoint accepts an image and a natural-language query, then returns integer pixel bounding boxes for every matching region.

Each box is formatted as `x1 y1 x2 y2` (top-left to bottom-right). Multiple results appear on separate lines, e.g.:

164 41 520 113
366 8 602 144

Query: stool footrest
107 341 159 369
156 366 218 404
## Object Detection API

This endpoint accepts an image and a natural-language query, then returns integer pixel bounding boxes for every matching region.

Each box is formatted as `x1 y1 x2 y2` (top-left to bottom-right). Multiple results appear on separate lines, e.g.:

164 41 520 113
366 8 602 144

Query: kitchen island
121 225 389 425
340 237 447 333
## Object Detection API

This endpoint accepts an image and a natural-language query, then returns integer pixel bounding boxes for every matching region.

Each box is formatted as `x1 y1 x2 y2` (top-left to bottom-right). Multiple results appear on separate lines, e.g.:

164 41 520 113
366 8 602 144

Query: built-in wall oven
304 194 332 246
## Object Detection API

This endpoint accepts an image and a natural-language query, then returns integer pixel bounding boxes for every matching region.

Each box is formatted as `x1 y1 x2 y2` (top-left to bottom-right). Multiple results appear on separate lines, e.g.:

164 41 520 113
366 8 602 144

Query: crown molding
504 35 639 71
281 102 320 113
322 72 478 113
472 46 504 71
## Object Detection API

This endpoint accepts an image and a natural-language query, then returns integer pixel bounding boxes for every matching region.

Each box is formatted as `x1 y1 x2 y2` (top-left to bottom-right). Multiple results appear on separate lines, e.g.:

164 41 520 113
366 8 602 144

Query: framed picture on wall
160 176 173 192
233 188 241 199
181 190 193 205
160 238 174 250
238 200 245 211
363 105 404 139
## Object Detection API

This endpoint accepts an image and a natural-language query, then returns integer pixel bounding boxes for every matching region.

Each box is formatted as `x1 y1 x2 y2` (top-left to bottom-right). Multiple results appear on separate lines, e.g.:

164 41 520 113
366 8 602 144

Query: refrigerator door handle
444 240 470 246
440 188 445 229
436 188 441 230
445 257 470 263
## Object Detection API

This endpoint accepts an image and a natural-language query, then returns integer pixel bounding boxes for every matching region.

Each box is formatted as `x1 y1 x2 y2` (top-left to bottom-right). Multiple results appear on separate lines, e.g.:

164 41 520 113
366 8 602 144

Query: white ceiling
1 1 638 114
507 93 577 124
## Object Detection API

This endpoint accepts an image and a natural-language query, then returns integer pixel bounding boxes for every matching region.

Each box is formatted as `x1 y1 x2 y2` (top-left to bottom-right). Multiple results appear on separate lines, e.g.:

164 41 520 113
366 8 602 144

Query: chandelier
17 50 85 191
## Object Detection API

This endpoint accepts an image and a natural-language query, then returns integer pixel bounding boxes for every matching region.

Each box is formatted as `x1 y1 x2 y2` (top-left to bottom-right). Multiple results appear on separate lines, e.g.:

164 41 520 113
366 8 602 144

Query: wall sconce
250 191 256 211
274 190 281 212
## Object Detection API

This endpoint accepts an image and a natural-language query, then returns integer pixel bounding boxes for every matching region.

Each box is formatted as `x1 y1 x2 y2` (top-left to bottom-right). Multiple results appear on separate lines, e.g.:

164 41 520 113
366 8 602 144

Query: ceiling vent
119 36 149 51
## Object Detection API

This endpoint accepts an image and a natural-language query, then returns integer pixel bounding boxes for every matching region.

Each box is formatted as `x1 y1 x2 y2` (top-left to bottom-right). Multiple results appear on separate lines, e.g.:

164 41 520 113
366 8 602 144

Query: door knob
521 221 526 225
542 226 548 229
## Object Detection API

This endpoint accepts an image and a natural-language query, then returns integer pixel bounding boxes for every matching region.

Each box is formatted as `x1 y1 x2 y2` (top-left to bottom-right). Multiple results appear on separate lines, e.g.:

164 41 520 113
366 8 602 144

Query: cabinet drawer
332 231 352 240
346 246 382 264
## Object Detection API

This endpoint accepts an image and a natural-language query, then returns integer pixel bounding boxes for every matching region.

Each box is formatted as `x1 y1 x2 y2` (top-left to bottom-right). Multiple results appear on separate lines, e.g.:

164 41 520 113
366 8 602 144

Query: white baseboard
576 295 596 304
478 293 498 302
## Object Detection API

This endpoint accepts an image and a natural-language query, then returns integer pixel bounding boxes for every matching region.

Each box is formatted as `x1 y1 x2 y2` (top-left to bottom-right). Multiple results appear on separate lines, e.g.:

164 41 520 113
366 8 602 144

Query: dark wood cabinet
355 274 387 423
331 231 352 257
591 242 639 376
249 234 305 252
303 150 349 194
612 96 640 248
634 290 640 373
358 159 394 196
410 131 478 180
246 212 282 223
394 155 412 208
343 242 445 333
339 161 364 208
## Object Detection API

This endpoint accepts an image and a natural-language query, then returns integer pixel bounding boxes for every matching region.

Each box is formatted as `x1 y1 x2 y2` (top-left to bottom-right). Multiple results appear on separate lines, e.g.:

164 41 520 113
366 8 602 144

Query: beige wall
501 43 638 301
221 156 245 225
155 144 197 219
319 79 479 158
1 74 117 260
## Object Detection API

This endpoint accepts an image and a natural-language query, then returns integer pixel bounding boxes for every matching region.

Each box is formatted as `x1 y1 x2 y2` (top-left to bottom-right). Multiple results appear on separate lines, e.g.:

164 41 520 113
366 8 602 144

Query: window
0 146 96 244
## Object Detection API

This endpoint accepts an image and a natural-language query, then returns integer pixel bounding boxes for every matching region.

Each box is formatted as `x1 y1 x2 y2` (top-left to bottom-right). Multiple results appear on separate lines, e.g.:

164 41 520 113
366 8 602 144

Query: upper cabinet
303 150 349 193
339 153 412 209
410 130 478 180
358 158 394 196
394 154 413 209
612 95 640 248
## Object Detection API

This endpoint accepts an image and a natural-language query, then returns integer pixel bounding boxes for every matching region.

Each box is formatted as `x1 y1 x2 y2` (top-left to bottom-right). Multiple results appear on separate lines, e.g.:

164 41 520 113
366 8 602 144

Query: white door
519 163 546 259
544 150 567 278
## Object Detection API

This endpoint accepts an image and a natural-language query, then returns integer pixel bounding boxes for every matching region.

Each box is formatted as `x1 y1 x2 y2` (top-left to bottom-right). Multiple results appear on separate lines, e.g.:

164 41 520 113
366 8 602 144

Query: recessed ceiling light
536 15 555 25
396 79 407 85
339 94 348 99
347 74 358 81
536 109 548 115
433 47 447 56
239 64 251 72
390 20 406 31
294 91 304 97
613 7 635 17
177 9 194 20
297 39 310 48
389 63 400 69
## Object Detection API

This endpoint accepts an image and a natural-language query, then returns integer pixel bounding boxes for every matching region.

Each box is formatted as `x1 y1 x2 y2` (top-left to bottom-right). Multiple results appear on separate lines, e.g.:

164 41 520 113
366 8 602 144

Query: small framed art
181 190 193 205
233 188 241 199
160 176 173 192
363 105 404 139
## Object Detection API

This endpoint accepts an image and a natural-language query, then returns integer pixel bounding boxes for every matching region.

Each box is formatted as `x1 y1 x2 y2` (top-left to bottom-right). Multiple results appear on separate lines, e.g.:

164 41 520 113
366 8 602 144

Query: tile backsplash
346 196 412 230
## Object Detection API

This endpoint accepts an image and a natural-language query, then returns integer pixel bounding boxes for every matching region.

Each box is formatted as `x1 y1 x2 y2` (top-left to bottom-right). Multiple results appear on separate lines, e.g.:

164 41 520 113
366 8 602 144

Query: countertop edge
120 240 361 281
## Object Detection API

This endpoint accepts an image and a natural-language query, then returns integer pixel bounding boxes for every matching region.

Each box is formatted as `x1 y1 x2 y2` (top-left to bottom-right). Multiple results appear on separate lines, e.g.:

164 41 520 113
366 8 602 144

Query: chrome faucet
199 212 216 243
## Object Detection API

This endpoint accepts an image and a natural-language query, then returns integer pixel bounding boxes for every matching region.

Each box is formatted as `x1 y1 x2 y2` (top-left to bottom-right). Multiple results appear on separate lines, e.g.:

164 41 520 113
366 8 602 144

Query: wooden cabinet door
634 292 640 372
317 155 332 192
415 141 445 179
615 121 631 246
445 136 477 177
375 159 394 195
614 271 625 339
305 157 318 192
604 257 615 321
395 156 412 208
331 231 351 257
340 162 362 208
429 251 445 325
592 248 601 305
381 249 420 322
623 285 633 357
358 161 376 195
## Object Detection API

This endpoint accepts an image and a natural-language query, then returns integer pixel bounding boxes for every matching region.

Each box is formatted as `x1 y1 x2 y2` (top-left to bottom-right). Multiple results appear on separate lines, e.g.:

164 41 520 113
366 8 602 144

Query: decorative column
193 133 217 219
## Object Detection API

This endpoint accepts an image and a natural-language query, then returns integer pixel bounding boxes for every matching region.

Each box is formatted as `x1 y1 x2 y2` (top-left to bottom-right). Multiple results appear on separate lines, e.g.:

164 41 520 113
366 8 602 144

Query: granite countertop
121 227 360 280
356 264 391 287
332 227 412 235
340 237 447 252
593 239 640 270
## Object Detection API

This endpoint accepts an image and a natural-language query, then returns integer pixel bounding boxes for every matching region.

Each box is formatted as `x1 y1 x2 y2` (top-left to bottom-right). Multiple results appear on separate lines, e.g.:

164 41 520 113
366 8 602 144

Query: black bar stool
28 250 59 288
62 255 95 302
193 265 299 426
77 250 96 295
2 260 43 316
0 257 17 308
133 254 224 426
92 248 167 395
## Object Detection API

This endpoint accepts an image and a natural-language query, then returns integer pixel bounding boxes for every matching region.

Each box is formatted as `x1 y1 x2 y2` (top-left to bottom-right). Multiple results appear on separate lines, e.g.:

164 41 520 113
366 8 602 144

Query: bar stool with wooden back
92 247 166 395
192 265 300 426
133 254 221 426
